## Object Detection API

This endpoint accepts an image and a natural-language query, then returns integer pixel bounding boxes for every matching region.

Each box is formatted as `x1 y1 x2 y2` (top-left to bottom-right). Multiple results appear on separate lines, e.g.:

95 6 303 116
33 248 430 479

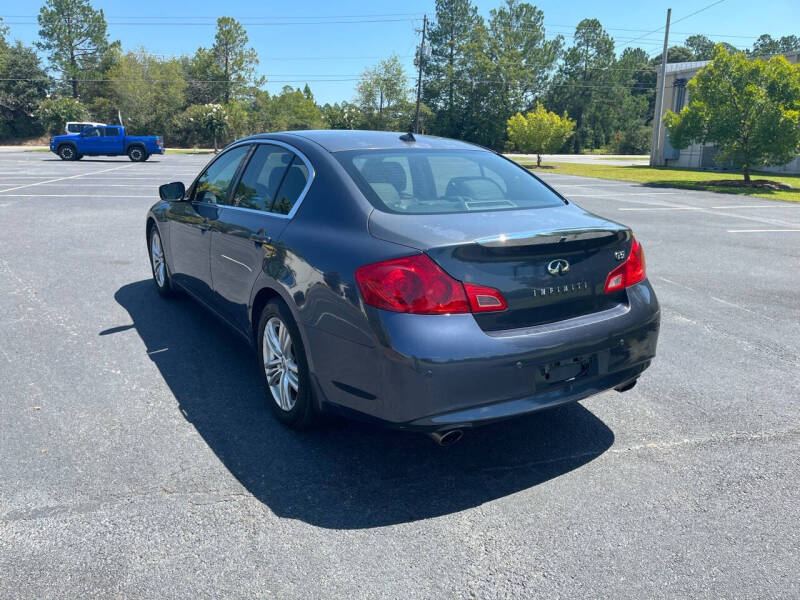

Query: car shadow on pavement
110 280 615 529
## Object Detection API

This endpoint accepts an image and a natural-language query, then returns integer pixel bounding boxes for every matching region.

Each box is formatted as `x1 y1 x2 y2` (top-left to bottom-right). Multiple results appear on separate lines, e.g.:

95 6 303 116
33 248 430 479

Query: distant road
506 153 649 166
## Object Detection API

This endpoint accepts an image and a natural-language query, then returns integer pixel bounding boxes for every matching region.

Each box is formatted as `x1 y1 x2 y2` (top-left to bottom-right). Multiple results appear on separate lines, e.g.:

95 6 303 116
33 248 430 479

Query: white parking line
727 229 800 233
0 194 154 198
618 207 704 211
565 192 681 197
0 164 134 194
711 205 798 209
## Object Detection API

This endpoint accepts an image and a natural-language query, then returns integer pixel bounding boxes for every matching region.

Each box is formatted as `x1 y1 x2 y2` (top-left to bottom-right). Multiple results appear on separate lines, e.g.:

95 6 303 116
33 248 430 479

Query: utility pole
651 8 671 166
413 14 428 134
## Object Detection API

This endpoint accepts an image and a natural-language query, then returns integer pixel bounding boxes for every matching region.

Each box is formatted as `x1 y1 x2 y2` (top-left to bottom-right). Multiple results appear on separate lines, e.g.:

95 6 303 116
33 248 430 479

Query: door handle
251 233 272 244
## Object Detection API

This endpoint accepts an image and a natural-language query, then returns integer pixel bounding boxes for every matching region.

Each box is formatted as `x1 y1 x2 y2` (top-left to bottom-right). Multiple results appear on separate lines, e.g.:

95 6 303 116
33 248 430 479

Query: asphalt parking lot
1 150 798 599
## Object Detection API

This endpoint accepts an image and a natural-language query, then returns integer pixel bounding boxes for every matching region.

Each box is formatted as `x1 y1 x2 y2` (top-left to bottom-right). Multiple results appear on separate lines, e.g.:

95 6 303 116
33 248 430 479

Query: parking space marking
711 204 798 209
727 229 800 233
618 207 704 211
0 164 134 194
656 276 697 292
0 194 154 198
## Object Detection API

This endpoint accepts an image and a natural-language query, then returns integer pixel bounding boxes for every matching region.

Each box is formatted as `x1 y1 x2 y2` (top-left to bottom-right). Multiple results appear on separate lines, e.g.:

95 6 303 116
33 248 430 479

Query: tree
36 0 113 98
507 103 575 166
750 34 800 57
0 41 50 138
249 87 325 134
211 17 263 103
478 0 562 149
664 45 800 182
105 50 186 136
181 47 225 105
35 96 88 134
321 101 362 129
547 19 616 153
650 45 696 65
356 56 410 130
422 0 485 139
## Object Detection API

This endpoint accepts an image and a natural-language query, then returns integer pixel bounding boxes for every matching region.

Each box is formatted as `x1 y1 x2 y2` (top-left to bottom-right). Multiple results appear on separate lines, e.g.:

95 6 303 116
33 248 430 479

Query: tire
148 226 176 297
58 145 77 161
257 301 317 429
128 146 146 162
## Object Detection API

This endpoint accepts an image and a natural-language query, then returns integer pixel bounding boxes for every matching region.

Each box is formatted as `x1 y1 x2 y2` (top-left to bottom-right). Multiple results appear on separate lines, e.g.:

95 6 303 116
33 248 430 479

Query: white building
651 51 800 174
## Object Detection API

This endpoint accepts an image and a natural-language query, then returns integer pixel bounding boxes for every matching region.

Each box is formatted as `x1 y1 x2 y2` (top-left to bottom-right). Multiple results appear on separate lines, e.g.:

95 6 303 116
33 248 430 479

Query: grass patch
517 161 800 203
595 156 649 161
165 148 213 155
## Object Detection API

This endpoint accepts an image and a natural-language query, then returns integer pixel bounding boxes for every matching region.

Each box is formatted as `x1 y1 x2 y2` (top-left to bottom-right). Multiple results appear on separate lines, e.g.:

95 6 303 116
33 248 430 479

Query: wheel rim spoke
151 234 165 286
264 316 298 412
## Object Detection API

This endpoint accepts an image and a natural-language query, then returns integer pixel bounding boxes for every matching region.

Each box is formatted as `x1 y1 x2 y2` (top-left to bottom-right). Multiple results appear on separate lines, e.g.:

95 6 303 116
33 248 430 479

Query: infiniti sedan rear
146 130 660 441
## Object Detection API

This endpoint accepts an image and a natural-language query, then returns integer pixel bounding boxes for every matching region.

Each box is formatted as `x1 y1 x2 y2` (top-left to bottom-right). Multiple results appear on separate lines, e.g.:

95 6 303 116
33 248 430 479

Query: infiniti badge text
532 281 590 297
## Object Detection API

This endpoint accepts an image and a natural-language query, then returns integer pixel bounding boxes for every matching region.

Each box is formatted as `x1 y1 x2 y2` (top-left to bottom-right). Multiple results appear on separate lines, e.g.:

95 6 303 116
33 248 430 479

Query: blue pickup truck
50 125 164 162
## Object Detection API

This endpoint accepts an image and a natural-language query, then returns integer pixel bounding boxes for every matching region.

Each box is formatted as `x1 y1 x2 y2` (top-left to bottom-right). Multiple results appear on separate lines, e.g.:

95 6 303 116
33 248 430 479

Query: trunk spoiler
475 227 628 248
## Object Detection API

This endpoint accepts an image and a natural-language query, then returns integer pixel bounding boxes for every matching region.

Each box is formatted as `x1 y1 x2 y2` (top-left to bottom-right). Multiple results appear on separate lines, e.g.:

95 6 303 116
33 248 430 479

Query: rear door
169 144 251 302
101 127 124 154
209 142 312 332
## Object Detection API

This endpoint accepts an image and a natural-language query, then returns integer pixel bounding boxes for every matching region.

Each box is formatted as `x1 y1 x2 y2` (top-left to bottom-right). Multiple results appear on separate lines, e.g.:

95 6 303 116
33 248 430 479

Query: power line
2 17 422 27
617 0 728 51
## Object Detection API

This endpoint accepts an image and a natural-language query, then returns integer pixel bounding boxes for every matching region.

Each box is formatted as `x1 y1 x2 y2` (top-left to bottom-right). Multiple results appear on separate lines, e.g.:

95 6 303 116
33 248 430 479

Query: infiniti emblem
547 259 570 276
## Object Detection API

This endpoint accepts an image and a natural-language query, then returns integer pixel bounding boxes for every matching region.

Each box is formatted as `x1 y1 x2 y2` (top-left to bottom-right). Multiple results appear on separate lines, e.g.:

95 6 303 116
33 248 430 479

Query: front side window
336 149 564 214
194 145 251 205
232 145 294 211
83 127 102 137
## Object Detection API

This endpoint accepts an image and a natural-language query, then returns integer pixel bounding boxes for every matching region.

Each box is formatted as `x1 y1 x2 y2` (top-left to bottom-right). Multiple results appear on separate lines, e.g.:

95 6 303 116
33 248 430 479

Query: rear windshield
335 149 564 214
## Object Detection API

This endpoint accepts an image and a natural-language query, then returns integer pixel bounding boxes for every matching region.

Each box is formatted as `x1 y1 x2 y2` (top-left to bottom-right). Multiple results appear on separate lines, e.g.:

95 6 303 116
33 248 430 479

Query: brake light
355 254 506 315
604 236 646 293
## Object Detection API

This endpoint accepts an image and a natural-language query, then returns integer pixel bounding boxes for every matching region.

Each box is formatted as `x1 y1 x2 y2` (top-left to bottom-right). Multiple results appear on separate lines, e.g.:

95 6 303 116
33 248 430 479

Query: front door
169 144 251 303
210 143 311 333
78 127 104 155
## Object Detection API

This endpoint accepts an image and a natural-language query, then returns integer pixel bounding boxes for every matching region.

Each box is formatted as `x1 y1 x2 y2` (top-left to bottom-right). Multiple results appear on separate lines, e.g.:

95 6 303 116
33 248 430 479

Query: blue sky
1 0 798 105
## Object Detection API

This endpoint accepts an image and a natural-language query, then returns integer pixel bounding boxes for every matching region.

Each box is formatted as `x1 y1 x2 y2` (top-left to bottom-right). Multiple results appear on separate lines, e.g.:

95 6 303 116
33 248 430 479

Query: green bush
35 97 89 134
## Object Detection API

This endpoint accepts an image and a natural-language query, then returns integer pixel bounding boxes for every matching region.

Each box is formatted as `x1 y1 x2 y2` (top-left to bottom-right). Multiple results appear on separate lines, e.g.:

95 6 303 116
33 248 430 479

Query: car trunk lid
368 205 632 330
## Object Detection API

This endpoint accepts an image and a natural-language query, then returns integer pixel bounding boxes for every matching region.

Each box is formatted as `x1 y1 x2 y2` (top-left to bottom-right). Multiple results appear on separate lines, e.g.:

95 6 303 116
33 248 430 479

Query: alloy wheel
150 231 166 287
263 317 299 411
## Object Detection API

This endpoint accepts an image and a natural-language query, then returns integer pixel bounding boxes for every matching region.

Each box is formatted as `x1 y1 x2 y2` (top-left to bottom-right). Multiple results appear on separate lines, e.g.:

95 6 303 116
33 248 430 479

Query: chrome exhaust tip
429 429 464 446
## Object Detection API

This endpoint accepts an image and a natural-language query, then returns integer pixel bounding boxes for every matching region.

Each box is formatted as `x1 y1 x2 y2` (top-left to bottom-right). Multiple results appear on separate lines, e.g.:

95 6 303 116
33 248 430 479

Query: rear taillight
355 254 506 315
604 236 646 293
463 283 507 313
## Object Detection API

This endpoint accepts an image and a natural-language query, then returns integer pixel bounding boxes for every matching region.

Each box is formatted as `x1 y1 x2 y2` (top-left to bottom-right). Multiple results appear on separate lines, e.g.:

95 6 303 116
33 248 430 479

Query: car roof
243 130 483 153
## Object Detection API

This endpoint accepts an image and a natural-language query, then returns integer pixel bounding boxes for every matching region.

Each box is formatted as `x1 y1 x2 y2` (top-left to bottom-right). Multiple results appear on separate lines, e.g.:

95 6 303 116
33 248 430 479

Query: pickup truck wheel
127 146 146 162
58 145 76 161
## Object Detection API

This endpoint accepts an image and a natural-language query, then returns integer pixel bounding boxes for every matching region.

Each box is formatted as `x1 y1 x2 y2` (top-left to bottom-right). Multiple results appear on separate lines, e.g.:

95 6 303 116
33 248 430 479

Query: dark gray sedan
146 130 660 444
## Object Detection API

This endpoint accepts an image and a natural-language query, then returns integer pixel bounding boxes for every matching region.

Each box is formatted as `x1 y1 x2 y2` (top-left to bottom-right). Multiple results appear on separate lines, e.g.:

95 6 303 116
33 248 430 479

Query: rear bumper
312 280 660 431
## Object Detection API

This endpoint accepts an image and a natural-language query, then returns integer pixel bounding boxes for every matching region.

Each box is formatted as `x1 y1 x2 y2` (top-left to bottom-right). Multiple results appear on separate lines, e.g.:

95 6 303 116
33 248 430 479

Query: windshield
335 149 565 214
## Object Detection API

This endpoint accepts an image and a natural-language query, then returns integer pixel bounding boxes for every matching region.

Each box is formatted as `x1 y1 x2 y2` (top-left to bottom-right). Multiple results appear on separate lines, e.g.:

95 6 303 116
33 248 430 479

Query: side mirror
159 181 186 201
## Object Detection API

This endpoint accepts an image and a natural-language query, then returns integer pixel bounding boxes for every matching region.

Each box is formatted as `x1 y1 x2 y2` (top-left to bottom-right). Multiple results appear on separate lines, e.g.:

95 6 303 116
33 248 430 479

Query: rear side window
336 149 564 214
232 145 294 211
103 127 120 136
194 145 250 205
272 159 310 215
